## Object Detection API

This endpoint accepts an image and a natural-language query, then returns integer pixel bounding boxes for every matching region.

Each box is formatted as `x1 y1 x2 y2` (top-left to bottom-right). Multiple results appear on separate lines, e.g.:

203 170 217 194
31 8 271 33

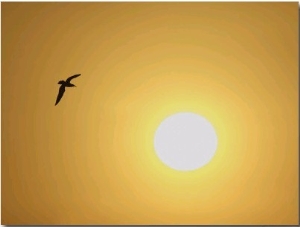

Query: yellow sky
1 2 298 225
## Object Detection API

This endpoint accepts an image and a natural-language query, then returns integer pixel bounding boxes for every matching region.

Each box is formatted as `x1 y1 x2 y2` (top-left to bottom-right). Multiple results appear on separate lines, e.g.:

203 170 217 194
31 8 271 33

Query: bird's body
55 74 81 105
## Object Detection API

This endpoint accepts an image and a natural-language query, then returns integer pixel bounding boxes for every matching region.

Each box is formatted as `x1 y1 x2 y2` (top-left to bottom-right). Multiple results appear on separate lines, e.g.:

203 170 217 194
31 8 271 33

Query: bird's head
58 80 64 84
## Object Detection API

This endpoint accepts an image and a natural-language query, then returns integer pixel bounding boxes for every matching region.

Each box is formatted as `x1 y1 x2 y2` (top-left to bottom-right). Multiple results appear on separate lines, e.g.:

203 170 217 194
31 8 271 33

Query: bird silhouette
55 74 81 106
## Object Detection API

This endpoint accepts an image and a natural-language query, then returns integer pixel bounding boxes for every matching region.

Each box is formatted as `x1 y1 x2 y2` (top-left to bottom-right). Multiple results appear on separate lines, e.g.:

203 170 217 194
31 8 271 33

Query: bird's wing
66 74 81 83
55 85 65 106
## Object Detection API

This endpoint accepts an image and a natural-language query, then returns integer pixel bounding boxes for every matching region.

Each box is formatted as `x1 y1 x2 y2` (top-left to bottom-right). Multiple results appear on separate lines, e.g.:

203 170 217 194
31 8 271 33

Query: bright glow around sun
154 112 218 171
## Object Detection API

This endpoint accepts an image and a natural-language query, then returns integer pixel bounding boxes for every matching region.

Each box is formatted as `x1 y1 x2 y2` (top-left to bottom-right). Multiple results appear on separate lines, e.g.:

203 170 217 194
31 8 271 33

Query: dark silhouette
55 74 81 106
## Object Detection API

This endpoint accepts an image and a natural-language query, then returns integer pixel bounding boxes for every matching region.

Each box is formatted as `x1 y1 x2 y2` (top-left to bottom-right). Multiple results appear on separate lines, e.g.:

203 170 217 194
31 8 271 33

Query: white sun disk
154 113 218 171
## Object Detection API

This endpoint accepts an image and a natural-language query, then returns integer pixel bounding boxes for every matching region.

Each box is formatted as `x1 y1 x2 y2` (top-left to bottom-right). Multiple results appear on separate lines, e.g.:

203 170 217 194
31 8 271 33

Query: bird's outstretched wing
55 85 65 106
66 74 81 83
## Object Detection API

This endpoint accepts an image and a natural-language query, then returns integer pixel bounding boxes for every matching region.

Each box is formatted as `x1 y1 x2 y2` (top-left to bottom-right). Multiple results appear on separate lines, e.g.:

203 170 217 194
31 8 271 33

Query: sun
154 112 218 171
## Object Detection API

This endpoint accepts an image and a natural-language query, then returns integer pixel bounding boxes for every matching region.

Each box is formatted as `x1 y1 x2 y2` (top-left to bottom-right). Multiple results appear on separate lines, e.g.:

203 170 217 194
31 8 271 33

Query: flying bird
55 74 81 106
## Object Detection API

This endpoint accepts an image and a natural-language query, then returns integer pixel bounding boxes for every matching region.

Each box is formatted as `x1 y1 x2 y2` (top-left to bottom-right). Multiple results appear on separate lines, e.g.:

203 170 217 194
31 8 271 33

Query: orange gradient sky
1 2 298 225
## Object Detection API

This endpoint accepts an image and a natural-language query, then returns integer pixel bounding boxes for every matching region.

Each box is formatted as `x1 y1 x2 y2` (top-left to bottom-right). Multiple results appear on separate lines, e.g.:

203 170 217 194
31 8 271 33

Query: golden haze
1 2 298 225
